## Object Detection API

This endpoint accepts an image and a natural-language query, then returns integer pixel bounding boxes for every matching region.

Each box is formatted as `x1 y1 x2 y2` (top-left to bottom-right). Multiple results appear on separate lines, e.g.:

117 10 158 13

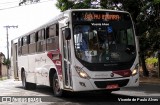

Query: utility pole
3 25 18 79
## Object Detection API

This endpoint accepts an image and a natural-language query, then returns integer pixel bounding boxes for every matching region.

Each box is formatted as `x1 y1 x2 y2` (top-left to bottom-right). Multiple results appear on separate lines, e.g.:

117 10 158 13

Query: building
0 52 7 77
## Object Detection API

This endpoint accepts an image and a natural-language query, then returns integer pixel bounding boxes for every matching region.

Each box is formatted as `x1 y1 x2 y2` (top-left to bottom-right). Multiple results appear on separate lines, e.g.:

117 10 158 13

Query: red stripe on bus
47 50 62 75
112 70 131 77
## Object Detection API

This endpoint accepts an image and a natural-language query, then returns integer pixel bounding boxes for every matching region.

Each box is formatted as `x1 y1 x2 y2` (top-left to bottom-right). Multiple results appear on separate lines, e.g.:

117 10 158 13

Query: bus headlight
75 66 90 79
132 64 139 76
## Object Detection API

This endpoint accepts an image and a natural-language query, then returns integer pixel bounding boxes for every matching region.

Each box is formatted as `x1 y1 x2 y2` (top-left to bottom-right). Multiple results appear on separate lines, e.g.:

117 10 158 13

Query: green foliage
154 0 160 4
56 0 73 12
145 57 158 65
2 59 10 67
100 0 108 9
72 2 90 9
56 0 94 11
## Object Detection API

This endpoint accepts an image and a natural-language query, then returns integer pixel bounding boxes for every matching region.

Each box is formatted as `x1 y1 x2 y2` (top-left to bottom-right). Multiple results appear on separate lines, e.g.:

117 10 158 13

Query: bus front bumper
72 75 139 91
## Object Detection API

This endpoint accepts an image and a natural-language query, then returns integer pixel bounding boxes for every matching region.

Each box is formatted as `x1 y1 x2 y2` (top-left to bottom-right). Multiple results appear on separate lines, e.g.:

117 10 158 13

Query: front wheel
52 73 63 97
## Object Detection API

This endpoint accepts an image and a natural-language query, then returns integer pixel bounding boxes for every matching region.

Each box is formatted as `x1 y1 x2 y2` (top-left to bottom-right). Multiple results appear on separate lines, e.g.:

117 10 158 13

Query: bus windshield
72 11 136 63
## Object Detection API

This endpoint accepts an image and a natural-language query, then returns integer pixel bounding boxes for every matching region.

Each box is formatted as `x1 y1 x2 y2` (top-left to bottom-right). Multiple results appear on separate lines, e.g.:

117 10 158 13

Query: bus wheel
53 73 63 97
22 71 27 89
22 71 36 90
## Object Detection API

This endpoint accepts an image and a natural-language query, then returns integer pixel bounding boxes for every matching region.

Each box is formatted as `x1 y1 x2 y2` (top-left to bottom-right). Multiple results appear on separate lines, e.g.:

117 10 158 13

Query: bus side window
21 35 29 55
46 24 59 51
29 33 36 54
37 29 46 52
119 30 127 44
18 38 22 55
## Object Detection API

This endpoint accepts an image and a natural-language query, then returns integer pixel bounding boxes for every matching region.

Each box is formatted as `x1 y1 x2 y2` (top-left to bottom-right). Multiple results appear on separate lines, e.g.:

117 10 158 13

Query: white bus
11 9 139 97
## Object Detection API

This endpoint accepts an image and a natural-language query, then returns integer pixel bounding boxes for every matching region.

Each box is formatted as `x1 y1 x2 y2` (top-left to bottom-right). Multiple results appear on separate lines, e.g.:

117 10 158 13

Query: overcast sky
0 0 60 57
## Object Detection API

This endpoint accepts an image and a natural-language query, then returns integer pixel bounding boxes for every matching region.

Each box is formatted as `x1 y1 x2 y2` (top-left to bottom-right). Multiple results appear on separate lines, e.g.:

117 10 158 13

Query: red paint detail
106 84 119 90
56 61 61 65
112 70 131 77
47 50 62 75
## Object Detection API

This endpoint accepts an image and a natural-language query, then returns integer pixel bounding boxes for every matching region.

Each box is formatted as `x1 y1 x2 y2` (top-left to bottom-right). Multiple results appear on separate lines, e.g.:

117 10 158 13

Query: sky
0 0 60 57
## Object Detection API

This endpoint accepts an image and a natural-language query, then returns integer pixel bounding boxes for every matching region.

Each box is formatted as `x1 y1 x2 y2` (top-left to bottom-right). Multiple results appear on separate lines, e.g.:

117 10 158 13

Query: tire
21 71 36 90
52 73 63 97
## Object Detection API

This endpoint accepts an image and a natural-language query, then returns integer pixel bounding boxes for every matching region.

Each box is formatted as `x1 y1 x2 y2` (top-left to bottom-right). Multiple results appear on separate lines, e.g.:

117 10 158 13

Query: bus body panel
18 55 29 80
34 52 51 85
28 54 36 83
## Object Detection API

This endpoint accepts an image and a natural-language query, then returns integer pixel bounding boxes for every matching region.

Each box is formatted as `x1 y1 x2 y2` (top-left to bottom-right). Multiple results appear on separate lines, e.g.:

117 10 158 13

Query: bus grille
94 79 129 88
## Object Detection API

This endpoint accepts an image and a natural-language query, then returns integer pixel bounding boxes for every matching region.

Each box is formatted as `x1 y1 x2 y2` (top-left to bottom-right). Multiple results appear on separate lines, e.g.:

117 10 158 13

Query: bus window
21 36 29 55
37 29 46 52
38 29 45 40
119 30 127 44
46 24 59 51
127 28 135 45
29 33 36 54
22 36 28 46
18 38 22 55
48 24 56 37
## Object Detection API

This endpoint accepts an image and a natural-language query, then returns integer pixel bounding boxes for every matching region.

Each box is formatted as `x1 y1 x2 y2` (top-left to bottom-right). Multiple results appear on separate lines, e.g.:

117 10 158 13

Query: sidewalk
140 77 160 84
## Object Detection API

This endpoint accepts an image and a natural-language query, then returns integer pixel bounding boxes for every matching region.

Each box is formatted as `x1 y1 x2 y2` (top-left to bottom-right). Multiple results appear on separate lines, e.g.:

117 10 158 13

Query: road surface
0 79 160 105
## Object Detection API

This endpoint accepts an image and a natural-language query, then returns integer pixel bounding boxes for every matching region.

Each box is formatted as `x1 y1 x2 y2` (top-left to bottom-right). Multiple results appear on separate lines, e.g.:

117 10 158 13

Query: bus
11 9 139 97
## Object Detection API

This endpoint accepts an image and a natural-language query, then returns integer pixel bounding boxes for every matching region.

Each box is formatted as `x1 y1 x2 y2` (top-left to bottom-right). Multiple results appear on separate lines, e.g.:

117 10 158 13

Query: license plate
106 84 119 89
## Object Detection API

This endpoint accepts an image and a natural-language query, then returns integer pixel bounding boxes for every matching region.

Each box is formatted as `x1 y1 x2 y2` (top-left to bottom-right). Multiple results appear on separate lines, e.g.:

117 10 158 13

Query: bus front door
61 27 72 89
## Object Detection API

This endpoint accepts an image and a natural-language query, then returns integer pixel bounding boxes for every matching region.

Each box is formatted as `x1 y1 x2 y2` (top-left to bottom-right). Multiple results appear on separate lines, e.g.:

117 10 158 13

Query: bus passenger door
61 27 72 88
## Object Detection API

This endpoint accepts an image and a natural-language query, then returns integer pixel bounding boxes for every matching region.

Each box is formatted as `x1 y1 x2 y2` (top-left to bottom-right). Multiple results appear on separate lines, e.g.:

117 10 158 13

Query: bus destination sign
72 11 121 22
84 13 120 21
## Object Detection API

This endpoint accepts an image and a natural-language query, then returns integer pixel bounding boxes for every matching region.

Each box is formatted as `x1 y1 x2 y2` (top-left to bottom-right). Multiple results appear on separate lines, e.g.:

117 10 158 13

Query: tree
2 58 10 69
136 0 160 76
56 0 160 77
56 0 100 11
56 0 74 12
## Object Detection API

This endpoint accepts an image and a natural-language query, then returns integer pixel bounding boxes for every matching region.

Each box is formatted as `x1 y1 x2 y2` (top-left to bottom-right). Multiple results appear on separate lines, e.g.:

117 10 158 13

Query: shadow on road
120 84 160 94
15 85 136 102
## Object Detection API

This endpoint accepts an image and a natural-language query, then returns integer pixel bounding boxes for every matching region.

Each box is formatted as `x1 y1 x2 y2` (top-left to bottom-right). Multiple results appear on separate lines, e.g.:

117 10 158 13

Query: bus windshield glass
72 11 136 63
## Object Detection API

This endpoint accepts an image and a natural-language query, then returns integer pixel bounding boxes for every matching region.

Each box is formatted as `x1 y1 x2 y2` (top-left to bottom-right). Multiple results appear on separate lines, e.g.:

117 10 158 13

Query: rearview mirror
65 28 71 40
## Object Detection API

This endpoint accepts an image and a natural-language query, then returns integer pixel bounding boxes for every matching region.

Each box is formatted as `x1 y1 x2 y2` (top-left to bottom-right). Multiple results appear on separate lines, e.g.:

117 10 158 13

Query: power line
0 0 53 11
0 6 19 11
0 6 19 10
0 1 19 5
19 0 41 6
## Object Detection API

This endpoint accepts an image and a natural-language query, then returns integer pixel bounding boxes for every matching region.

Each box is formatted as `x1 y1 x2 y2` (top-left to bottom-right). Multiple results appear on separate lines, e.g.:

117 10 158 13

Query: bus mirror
65 28 71 40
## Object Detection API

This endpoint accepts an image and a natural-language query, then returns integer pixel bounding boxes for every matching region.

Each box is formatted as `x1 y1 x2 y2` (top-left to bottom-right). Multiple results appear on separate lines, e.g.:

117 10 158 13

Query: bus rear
70 10 139 92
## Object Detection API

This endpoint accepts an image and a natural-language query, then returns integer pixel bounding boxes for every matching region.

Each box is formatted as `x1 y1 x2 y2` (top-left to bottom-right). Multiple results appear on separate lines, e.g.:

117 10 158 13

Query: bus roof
11 9 130 41
66 9 129 13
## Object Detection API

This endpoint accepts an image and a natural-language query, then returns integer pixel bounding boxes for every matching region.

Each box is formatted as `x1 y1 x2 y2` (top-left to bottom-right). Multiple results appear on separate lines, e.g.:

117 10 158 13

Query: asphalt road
0 79 160 105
